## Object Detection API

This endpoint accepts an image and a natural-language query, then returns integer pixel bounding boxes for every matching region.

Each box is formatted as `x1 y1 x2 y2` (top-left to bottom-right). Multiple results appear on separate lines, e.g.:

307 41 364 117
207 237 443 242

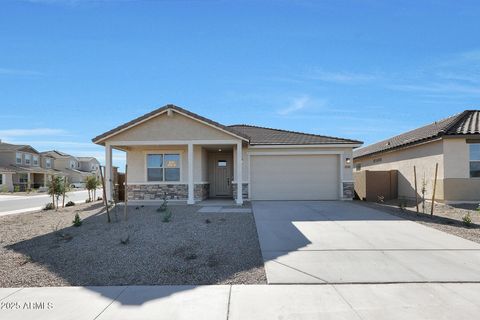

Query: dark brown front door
212 153 233 197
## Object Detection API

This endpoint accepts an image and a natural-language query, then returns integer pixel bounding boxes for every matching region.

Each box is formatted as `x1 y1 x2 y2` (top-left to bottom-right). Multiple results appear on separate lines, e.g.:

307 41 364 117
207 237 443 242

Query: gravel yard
0 202 266 287
357 200 480 244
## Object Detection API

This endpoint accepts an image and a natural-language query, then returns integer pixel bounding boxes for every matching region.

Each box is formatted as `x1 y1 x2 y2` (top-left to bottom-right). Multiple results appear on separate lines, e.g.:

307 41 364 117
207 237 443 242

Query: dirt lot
0 202 266 287
358 200 480 244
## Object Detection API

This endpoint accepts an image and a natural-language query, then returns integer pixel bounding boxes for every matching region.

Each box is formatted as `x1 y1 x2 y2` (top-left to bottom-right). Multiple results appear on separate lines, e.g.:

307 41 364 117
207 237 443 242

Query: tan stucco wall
108 111 237 142
443 138 470 178
354 140 444 200
443 178 480 202
126 145 208 184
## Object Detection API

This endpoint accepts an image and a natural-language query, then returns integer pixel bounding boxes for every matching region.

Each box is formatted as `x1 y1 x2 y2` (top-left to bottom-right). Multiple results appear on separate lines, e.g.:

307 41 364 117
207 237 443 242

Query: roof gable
92 105 249 144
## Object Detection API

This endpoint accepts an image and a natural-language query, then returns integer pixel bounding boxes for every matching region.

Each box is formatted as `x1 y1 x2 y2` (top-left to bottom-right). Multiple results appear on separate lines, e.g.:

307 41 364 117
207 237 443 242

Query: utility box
354 170 398 202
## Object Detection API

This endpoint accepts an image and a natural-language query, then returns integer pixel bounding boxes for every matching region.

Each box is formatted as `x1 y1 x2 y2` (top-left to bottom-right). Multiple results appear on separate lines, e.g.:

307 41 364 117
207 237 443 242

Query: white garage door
250 154 339 200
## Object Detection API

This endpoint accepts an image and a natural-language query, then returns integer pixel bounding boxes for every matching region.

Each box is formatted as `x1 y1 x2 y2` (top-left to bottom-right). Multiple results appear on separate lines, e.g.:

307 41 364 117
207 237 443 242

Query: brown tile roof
92 104 361 146
354 110 480 159
229 124 362 145
92 104 250 144
0 142 39 154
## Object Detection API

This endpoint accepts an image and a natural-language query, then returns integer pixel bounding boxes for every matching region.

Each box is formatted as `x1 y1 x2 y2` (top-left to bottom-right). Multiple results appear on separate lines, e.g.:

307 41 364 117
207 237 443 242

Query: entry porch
105 140 245 205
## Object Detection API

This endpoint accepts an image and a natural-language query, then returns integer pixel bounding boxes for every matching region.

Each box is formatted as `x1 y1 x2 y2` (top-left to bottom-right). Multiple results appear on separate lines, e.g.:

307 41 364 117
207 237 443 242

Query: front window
0 174 3 185
355 163 361 171
33 156 39 166
70 160 76 169
16 153 22 164
46 158 52 168
24 154 31 165
147 153 180 181
19 173 28 183
469 144 480 177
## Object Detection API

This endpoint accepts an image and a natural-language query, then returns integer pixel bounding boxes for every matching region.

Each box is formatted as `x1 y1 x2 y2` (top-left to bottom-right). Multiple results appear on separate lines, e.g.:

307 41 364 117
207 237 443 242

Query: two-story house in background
0 142 101 192
0 141 59 191
41 151 100 187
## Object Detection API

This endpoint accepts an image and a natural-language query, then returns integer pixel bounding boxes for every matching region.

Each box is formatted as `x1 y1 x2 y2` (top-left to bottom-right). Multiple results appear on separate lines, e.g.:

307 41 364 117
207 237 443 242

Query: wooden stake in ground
62 176 67 208
124 164 128 221
431 163 438 216
99 165 111 223
414 166 419 213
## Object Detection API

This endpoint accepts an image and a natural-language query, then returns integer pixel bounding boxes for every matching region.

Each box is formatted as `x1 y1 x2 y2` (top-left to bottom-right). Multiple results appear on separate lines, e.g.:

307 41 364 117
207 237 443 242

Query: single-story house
92 104 362 204
353 110 480 204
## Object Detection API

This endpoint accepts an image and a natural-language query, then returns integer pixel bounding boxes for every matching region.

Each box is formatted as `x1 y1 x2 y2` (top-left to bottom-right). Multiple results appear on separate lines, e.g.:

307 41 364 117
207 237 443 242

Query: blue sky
1 0 479 168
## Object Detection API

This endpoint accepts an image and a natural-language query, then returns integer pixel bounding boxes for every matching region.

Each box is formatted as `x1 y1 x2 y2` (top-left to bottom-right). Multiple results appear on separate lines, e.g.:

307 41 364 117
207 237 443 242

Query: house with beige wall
0 141 58 191
353 110 480 204
92 104 362 204
41 150 99 187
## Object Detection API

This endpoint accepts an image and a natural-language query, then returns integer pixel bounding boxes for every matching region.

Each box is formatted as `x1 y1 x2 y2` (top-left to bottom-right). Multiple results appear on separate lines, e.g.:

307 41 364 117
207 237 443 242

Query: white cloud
0 128 68 138
277 96 311 115
0 68 44 76
306 70 378 84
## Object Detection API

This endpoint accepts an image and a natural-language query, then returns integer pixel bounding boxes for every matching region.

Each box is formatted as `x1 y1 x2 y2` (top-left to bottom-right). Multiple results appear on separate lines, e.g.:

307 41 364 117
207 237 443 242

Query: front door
212 153 233 197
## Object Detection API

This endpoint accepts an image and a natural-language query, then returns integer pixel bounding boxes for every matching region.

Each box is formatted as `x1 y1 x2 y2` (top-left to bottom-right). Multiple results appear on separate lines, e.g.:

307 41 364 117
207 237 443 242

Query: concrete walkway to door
253 201 480 284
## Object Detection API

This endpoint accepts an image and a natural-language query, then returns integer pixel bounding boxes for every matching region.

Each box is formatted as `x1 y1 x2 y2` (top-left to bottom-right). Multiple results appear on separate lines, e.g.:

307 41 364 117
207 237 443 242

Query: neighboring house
77 157 101 179
41 150 99 187
92 104 362 204
353 110 480 204
0 141 58 191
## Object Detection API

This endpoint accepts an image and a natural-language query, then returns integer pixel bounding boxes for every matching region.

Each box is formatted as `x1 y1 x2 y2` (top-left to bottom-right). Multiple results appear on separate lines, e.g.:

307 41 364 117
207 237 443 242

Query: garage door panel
251 155 339 200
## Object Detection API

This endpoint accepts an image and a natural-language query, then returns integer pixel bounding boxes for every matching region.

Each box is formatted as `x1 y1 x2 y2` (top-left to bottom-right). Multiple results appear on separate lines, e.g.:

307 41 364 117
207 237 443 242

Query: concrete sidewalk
1 283 479 320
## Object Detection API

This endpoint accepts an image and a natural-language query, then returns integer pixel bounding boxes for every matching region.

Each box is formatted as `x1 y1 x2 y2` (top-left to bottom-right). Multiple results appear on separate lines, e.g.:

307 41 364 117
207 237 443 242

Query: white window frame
33 155 39 166
16 152 22 164
145 152 182 183
24 154 32 165
70 160 76 169
469 143 480 178
45 158 52 169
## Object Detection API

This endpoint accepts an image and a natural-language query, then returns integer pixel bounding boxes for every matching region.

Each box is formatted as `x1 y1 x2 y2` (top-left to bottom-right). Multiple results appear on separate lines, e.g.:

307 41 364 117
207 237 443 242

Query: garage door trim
247 150 344 200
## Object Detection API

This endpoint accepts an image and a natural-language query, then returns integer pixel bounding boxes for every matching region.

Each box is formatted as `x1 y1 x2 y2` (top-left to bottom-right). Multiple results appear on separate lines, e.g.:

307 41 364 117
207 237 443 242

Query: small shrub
85 199 92 203
43 203 55 211
97 196 103 201
0 186 9 193
377 195 385 203
72 213 82 227
157 196 168 212
65 201 75 207
161 209 172 223
120 235 130 245
14 185 20 192
185 253 197 260
462 213 472 227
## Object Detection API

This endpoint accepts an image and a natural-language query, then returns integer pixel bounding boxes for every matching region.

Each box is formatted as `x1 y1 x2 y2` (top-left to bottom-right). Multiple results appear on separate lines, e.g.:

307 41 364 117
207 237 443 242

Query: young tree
48 176 65 210
85 175 99 202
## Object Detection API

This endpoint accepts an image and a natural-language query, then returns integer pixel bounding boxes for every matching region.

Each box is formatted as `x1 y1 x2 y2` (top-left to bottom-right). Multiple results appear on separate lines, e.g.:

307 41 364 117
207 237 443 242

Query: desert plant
0 186 8 193
43 203 55 211
161 209 172 222
65 201 75 207
421 176 427 214
462 213 473 227
377 195 385 203
14 185 20 192
120 235 130 245
72 213 82 227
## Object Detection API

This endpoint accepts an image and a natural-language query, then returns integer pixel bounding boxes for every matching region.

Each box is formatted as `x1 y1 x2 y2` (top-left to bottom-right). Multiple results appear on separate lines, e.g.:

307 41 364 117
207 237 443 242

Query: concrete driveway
253 201 480 284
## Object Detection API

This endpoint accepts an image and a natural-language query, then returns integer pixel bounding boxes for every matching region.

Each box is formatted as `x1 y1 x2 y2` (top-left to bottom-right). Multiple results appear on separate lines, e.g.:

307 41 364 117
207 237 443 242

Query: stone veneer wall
232 183 249 200
342 182 354 199
194 183 209 200
127 183 209 201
